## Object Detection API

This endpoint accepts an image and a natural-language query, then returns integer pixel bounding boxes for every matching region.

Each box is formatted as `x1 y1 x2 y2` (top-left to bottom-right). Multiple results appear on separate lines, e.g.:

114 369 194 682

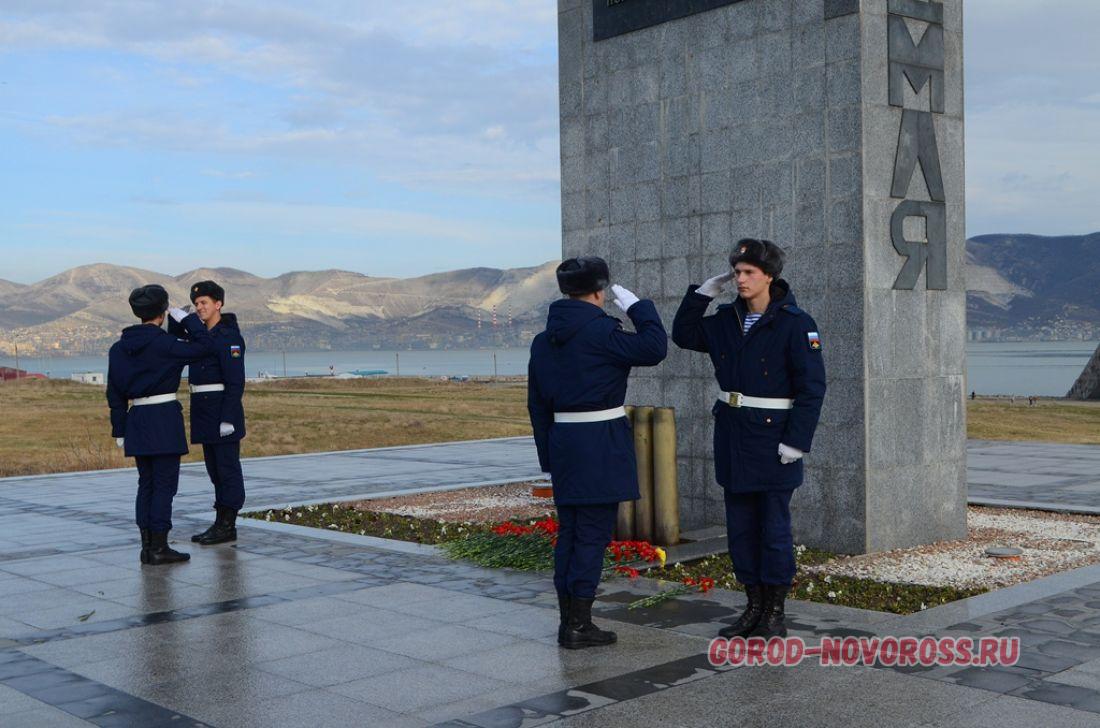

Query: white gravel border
805 506 1100 589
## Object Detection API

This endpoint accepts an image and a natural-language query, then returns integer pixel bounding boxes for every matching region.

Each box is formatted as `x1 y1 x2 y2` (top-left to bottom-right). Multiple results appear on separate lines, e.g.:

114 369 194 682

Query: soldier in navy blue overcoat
672 239 826 638
528 257 668 649
107 284 216 565
169 280 247 546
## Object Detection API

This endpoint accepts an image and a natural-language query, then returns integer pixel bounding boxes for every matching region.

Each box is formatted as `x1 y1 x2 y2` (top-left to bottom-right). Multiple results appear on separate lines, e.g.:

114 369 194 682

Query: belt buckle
729 392 743 408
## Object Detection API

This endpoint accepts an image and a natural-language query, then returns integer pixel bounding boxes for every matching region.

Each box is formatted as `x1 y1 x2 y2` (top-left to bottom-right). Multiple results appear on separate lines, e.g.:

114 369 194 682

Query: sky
1 0 1098 284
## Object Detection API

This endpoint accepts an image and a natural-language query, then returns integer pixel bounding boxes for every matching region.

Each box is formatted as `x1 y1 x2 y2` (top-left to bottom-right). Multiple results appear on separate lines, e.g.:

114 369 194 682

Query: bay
2 341 1096 397
966 341 1097 397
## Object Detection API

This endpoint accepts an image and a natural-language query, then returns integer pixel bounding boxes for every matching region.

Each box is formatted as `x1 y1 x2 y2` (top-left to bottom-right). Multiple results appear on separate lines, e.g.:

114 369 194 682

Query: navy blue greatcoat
672 279 826 493
170 313 246 443
527 298 668 506
107 314 215 457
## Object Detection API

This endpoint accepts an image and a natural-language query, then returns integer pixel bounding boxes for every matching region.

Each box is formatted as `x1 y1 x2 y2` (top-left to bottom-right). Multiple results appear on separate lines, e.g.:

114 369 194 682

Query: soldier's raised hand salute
176 280 249 548
671 238 826 642
696 270 734 298
610 284 640 312
527 257 668 651
105 283 217 566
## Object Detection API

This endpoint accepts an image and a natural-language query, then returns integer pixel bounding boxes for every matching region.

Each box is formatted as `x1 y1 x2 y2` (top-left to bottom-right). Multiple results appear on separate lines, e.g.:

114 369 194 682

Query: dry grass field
967 397 1100 445
0 377 532 477
0 380 1097 477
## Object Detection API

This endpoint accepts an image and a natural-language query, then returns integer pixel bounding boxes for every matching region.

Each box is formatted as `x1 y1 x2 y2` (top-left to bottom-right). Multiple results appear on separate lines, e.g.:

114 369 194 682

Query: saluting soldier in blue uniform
528 257 668 649
107 284 216 565
170 280 248 546
672 239 826 638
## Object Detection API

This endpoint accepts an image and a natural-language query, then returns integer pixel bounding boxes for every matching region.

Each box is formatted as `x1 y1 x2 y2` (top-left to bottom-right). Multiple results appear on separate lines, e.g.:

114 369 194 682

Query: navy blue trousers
554 503 618 599
202 441 246 511
135 455 180 533
724 488 796 586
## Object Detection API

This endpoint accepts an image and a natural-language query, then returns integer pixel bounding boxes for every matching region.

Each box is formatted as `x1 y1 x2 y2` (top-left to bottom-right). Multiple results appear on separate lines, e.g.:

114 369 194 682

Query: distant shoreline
4 338 1098 360
2 342 1097 398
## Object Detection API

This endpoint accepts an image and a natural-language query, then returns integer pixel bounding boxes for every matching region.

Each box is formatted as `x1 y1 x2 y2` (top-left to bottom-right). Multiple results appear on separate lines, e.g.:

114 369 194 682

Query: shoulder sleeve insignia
807 332 821 351
229 345 242 358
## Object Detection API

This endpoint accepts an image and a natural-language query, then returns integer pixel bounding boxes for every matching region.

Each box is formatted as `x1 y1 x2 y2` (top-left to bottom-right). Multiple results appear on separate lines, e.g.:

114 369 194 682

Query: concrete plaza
1 437 1100 726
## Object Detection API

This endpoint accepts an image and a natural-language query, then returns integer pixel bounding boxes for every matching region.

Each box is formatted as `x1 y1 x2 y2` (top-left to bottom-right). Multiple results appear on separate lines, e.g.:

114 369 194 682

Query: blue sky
1 1 1098 284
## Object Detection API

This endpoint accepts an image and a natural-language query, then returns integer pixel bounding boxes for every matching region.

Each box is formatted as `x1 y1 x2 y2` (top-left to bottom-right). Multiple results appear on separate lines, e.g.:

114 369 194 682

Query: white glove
610 284 640 313
115 437 125 448
779 443 804 465
168 307 188 323
697 271 734 298
219 423 236 437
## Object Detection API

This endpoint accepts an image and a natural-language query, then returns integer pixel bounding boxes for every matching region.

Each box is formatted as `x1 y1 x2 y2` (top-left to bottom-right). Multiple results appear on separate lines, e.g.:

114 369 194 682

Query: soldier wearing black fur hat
107 284 216 564
672 239 826 639
528 257 668 649
169 280 248 545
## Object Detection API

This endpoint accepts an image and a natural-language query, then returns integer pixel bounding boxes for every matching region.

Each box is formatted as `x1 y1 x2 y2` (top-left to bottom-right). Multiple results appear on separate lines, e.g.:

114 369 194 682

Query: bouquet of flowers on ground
607 539 666 575
442 516 715 608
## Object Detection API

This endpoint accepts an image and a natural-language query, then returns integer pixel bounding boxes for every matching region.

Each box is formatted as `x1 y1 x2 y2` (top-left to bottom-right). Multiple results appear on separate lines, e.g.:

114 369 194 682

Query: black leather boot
194 505 238 545
145 530 190 566
561 596 616 650
718 583 764 638
191 510 216 542
749 585 789 638
139 528 152 565
557 592 571 646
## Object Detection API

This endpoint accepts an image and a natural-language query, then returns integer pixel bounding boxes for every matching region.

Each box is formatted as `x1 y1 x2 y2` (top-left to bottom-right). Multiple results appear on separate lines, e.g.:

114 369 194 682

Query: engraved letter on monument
887 0 949 292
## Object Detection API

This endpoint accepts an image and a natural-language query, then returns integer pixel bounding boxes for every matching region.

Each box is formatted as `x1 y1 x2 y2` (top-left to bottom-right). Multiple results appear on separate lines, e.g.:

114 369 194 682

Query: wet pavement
968 440 1100 515
1 437 1100 726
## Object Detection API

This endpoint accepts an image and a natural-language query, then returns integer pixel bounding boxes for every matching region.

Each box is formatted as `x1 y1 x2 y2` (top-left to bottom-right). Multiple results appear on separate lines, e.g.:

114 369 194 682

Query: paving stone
198 689 427 728
927 693 1100 728
0 684 48 715
328 664 511 713
4 437 1100 726
0 705 96 727
254 644 424 687
372 623 519 661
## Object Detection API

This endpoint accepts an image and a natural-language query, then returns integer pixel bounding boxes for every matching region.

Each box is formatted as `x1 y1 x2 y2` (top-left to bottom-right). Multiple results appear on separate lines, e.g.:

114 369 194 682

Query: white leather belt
189 384 225 393
554 406 628 424
718 391 794 410
131 393 178 407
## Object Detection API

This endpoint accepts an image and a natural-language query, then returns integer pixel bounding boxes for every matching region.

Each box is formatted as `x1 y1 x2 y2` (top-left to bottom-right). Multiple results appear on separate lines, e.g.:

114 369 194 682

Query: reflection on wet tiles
429 656 725 728
7 439 1100 724
8 577 381 647
0 650 209 726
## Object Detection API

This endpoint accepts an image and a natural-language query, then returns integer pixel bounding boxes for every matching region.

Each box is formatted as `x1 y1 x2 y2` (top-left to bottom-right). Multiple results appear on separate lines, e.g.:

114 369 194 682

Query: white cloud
177 200 556 247
0 1 561 198
964 0 1100 235
2 198 560 282
967 103 1100 234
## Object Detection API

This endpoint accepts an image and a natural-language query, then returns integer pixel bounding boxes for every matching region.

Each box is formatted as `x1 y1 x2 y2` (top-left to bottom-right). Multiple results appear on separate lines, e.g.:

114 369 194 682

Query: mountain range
0 263 561 355
966 232 1100 339
1 232 1097 356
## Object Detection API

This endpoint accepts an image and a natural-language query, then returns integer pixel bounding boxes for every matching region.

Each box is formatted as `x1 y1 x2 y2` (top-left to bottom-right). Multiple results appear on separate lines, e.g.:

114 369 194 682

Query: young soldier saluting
107 284 216 565
170 280 247 545
528 257 668 649
672 239 826 638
